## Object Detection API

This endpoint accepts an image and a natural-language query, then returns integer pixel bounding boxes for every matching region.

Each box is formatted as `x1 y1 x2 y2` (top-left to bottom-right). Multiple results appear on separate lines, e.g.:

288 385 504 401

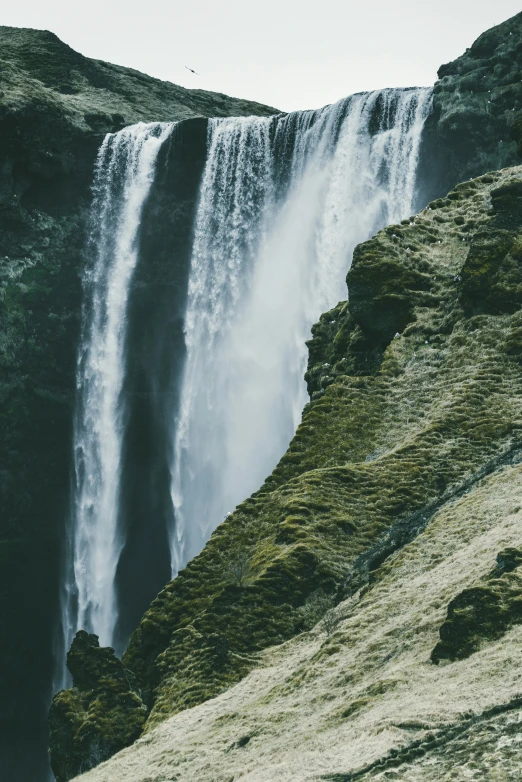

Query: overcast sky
3 1 522 111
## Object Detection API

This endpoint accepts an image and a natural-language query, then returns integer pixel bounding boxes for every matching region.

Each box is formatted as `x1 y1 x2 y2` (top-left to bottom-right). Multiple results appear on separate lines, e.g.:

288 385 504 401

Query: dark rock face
417 11 522 207
49 632 147 782
459 228 522 314
347 231 435 342
495 546 522 574
491 177 522 226
0 100 89 782
459 179 522 314
116 118 210 645
304 305 385 399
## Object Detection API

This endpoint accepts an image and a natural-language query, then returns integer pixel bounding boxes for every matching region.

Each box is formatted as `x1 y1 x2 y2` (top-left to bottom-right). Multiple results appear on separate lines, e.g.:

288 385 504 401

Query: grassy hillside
59 163 522 779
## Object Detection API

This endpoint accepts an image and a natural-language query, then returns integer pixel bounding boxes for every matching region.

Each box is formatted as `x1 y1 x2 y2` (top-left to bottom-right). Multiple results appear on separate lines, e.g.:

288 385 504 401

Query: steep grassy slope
59 166 522 779
75 454 522 781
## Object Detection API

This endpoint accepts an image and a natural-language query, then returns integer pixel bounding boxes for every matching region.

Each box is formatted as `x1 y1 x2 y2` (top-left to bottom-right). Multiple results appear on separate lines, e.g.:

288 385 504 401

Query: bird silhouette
185 66 200 75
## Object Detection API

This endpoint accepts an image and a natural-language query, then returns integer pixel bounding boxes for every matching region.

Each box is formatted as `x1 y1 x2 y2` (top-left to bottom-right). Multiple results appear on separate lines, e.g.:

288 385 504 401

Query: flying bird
185 66 200 75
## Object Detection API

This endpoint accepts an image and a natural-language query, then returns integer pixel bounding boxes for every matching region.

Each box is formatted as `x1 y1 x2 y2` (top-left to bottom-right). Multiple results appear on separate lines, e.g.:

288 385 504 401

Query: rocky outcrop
72 161 522 782
49 632 147 781
431 546 522 663
0 27 277 781
417 11 522 204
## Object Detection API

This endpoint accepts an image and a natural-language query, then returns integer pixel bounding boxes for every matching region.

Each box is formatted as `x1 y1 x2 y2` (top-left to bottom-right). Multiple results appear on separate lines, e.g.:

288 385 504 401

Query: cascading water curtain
59 122 173 678
170 87 432 575
170 117 276 574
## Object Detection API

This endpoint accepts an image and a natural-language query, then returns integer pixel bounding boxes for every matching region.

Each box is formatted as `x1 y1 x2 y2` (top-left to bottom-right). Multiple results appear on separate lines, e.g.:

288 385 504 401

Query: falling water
61 122 174 661
170 87 432 573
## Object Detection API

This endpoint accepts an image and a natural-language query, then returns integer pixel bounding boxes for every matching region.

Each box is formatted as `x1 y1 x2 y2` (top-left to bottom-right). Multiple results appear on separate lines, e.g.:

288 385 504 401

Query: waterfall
169 87 432 574
61 122 174 661
58 87 432 669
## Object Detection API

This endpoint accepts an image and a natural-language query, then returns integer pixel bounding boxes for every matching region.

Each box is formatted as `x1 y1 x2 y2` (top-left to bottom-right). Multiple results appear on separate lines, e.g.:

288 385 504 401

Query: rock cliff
0 26 276 781
417 11 522 204
71 162 522 782
47 14 522 778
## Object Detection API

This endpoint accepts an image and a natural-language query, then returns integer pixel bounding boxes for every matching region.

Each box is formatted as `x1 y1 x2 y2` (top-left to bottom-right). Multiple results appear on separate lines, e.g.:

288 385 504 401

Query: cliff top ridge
0 25 278 132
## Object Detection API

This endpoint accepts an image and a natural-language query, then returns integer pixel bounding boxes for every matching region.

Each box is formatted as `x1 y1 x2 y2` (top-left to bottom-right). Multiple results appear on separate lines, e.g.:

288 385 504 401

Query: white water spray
170 88 432 574
62 122 173 658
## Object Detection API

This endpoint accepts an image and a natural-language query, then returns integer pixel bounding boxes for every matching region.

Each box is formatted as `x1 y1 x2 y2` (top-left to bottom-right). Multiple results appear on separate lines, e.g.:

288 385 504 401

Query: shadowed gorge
2 10 522 782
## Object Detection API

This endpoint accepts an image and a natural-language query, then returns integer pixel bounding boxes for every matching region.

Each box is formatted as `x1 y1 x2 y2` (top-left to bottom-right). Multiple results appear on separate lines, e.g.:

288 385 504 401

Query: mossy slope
49 632 147 781
56 165 522 778
75 171 522 780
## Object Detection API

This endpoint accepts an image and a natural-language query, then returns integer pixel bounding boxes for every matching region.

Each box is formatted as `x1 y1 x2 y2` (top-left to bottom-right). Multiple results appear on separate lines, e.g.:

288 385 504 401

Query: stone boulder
49 631 147 782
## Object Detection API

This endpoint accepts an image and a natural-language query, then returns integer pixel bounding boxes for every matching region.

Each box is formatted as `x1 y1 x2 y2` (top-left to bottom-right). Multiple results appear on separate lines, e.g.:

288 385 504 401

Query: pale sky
3 1 522 112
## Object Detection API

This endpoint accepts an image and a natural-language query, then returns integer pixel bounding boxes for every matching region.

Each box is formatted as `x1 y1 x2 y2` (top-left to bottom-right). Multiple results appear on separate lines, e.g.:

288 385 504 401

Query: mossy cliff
62 165 522 780
49 632 147 781
0 26 276 781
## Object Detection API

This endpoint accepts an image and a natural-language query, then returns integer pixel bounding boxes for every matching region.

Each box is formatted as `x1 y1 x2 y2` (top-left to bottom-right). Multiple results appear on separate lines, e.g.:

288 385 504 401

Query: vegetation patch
431 547 522 663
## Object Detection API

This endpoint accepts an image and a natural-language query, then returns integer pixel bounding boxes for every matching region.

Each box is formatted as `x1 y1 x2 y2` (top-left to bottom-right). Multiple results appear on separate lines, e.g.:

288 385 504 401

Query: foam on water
60 122 173 669
169 88 432 574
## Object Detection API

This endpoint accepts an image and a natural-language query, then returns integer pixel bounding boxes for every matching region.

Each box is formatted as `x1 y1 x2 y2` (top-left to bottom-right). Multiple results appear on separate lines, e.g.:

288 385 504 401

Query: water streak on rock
62 122 173 663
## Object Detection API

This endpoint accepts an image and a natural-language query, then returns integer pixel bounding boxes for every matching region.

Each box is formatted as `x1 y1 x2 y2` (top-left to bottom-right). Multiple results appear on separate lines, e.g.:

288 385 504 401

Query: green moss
491 179 522 226
347 235 435 342
459 224 522 313
49 632 147 781
340 698 370 719
431 548 522 663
